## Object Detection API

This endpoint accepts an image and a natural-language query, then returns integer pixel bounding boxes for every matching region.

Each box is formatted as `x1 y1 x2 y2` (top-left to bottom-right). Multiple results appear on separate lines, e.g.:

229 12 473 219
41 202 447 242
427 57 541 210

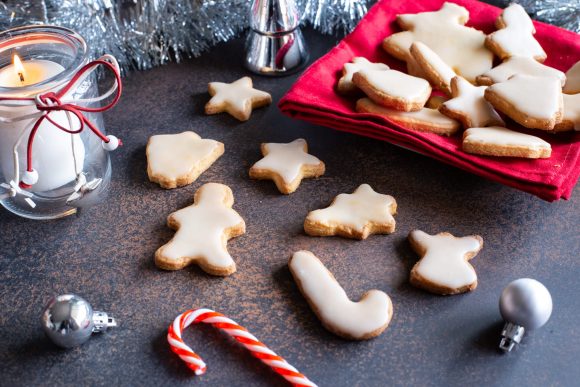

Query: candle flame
13 55 25 83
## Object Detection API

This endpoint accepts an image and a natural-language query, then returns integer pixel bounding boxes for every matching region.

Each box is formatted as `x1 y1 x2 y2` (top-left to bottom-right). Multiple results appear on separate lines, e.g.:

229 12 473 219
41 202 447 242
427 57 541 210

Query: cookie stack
338 2 579 160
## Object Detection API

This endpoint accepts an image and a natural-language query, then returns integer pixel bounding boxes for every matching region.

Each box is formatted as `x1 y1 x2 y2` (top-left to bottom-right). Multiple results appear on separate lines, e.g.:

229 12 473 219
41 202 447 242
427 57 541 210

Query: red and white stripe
167 308 317 387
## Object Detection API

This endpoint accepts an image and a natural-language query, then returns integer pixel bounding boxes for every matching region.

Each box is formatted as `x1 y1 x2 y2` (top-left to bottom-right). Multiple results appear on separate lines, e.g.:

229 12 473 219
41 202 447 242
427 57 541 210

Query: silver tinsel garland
0 0 577 73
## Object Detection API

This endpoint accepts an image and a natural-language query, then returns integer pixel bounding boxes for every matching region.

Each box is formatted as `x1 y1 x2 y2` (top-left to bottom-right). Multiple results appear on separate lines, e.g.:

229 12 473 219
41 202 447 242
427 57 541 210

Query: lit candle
0 55 85 192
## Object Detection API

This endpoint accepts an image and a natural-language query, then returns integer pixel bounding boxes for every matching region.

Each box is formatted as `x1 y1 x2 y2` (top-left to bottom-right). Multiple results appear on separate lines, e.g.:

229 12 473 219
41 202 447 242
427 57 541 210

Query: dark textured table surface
1 30 579 387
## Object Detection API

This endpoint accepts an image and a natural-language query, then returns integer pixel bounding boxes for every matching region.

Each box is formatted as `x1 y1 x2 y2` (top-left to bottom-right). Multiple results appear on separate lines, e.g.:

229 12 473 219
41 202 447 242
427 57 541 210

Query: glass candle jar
0 25 118 220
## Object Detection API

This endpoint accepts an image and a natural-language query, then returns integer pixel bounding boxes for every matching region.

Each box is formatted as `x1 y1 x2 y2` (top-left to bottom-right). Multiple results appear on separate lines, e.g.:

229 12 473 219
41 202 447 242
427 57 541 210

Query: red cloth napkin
279 0 580 201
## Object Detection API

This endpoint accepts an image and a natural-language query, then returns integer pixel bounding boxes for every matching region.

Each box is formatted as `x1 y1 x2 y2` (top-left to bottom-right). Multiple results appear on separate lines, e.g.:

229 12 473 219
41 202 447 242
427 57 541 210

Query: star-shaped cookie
146 131 224 189
382 2 493 83
155 183 245 276
249 138 325 194
337 57 390 94
304 184 397 240
485 3 547 62
205 77 272 121
439 76 504 128
408 230 483 295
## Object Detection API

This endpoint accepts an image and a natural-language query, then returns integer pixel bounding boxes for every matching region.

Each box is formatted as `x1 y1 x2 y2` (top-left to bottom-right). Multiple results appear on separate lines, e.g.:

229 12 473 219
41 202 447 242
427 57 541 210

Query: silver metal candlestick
245 0 309 76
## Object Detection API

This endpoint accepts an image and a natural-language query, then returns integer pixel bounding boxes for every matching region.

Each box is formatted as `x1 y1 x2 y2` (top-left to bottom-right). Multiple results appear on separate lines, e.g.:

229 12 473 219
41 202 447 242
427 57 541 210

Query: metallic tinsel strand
0 0 577 74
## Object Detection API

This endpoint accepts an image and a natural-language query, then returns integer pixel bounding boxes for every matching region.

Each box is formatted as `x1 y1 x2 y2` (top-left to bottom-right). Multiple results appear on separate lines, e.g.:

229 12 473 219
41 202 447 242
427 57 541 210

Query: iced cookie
337 57 390 94
463 126 551 158
249 138 325 194
425 95 449 109
155 183 245 276
484 74 563 130
304 184 396 240
356 98 460 136
289 250 393 340
439 77 504 129
352 68 431 111
563 61 580 94
408 230 483 295
205 77 272 121
410 42 456 96
475 56 565 86
485 4 547 62
553 94 580 132
146 131 224 189
382 2 493 83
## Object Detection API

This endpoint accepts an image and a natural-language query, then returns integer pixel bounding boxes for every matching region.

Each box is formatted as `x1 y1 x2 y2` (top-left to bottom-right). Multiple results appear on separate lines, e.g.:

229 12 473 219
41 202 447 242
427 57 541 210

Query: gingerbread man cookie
249 138 325 194
352 68 431 111
382 2 493 83
554 94 580 132
289 250 393 340
485 4 547 62
356 98 460 136
304 184 397 240
563 61 580 95
146 131 224 189
484 74 563 130
463 126 551 158
439 76 504 129
205 77 272 121
155 183 245 276
408 230 483 295
475 56 565 86
337 57 390 94
410 42 456 96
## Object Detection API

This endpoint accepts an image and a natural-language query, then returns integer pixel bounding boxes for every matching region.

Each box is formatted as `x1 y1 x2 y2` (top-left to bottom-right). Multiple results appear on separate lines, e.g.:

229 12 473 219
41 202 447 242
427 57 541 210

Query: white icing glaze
358 98 459 126
561 94 580 130
160 183 244 269
340 57 389 90
487 74 562 119
358 68 430 100
410 230 481 289
479 56 565 85
251 139 322 184
306 184 395 233
412 42 456 92
443 77 504 127
289 250 392 339
488 4 546 60
208 77 270 114
564 61 580 94
147 131 222 181
464 126 551 148
386 2 493 81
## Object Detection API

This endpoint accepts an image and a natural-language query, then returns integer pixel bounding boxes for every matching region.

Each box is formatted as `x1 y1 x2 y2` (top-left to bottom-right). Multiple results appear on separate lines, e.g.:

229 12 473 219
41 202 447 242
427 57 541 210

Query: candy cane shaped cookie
168 308 316 386
289 251 393 340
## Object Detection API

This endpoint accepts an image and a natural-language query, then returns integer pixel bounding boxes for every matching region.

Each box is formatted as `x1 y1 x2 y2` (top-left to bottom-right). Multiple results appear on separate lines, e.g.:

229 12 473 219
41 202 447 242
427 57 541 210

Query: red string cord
0 59 122 189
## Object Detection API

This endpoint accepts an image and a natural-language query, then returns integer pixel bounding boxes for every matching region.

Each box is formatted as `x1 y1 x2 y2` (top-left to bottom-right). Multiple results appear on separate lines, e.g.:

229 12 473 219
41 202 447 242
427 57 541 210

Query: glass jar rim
0 25 88 94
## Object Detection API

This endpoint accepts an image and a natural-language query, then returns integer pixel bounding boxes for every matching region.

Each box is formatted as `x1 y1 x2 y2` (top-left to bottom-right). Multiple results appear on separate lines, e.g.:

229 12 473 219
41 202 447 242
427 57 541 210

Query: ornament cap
499 322 525 352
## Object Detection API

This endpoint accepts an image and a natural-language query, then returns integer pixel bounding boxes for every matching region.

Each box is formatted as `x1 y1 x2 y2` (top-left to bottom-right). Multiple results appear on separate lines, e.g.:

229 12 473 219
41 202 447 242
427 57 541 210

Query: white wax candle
0 58 85 192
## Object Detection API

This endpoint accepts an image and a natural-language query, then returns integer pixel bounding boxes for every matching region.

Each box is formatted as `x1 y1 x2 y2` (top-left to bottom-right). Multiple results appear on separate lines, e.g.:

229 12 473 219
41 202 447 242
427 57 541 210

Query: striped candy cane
167 308 317 387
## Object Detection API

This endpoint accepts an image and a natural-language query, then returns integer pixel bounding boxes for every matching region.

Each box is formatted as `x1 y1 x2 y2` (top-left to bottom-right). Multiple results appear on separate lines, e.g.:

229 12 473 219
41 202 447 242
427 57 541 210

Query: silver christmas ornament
499 278 552 352
245 0 309 76
41 294 118 348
